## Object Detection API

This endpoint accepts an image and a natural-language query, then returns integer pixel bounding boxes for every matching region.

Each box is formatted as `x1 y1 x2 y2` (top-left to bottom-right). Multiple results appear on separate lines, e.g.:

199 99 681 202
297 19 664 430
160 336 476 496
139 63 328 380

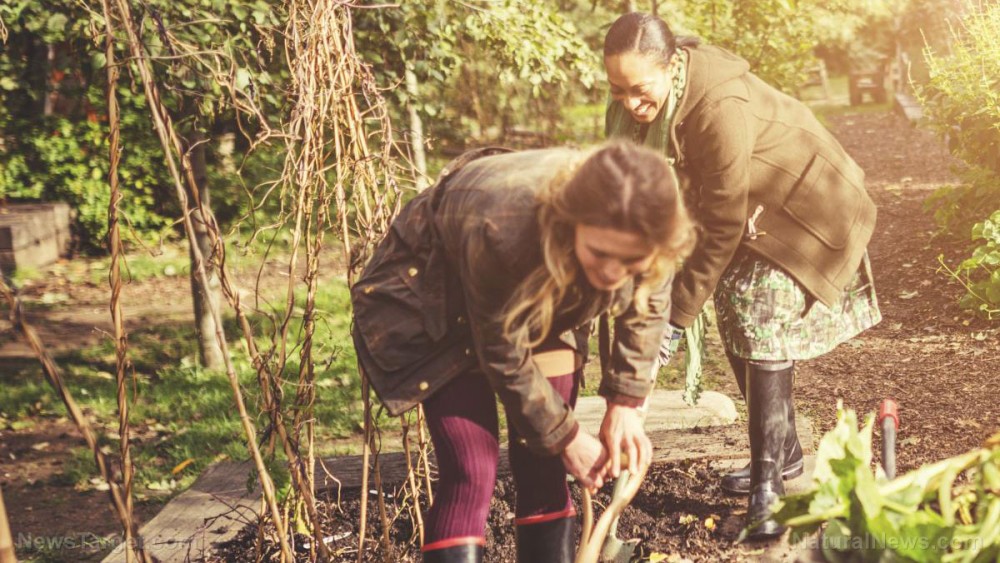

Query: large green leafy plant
774 406 1000 562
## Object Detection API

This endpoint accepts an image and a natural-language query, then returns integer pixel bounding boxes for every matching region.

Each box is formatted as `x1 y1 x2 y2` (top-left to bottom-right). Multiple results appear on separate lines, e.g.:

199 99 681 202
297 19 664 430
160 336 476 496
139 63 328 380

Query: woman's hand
561 430 610 493
600 403 653 478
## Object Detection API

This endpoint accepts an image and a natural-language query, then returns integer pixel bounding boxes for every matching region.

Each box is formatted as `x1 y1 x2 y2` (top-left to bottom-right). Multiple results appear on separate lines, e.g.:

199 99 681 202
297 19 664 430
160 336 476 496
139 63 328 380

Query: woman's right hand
561 430 610 493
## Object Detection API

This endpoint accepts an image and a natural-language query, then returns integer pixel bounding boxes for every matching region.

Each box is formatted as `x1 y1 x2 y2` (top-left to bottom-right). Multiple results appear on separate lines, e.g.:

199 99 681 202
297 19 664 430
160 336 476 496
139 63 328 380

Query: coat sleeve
598 272 673 406
671 97 752 327
457 219 580 456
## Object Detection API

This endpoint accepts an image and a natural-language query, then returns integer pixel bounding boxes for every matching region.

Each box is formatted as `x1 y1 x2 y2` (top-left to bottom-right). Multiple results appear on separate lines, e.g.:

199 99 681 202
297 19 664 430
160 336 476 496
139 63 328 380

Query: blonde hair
503 141 696 350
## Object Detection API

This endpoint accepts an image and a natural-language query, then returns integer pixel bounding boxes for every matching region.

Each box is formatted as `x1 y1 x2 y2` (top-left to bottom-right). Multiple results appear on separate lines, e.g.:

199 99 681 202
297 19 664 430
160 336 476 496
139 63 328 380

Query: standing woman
602 13 882 540
352 141 695 562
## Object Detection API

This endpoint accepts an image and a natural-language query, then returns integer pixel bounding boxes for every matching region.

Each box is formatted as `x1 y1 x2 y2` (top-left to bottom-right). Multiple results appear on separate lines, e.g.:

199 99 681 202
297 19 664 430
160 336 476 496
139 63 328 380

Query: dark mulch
209 460 765 562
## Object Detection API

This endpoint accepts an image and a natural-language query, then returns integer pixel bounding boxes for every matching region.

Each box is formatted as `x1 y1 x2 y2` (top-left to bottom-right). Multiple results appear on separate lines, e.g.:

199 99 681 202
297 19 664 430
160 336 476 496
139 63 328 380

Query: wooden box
0 202 72 271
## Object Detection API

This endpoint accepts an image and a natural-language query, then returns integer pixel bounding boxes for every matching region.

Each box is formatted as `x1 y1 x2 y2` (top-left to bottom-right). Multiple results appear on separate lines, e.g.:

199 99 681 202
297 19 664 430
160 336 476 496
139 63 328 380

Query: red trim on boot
513 507 577 526
421 536 486 552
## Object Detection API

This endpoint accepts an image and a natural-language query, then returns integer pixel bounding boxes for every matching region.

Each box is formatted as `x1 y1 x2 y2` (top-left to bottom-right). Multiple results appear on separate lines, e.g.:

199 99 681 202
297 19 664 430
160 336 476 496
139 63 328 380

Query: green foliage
0 113 174 250
355 0 601 145
774 406 1000 561
0 0 286 250
920 3 1000 176
918 1 1000 317
940 209 1000 319
679 0 816 92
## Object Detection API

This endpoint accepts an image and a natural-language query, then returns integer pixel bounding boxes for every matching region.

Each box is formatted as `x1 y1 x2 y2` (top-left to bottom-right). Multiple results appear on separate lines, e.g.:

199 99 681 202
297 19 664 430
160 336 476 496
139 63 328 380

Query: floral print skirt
713 249 881 361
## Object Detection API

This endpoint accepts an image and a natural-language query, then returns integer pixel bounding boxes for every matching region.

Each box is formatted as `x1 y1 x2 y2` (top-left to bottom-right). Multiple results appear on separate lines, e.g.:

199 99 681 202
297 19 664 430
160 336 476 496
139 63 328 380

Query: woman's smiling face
604 51 672 123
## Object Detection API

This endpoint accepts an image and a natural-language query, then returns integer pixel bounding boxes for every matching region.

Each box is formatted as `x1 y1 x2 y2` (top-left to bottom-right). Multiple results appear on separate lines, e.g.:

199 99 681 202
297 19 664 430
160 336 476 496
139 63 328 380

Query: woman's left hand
599 402 652 478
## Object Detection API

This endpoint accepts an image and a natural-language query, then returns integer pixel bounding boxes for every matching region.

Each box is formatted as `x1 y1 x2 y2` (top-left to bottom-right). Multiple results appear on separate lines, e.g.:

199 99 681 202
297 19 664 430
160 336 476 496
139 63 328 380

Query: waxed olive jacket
351 148 670 456
608 44 876 328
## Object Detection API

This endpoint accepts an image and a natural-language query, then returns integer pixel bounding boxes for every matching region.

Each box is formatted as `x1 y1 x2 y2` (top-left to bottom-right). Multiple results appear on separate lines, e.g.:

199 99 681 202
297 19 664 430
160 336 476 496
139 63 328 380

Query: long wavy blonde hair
502 141 696 350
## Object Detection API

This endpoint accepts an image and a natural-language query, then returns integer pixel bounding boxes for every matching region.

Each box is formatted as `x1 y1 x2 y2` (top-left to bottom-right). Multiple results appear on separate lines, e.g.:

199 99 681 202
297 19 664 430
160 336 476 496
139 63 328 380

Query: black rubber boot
516 516 575 563
423 542 484 562
744 360 793 541
720 353 803 495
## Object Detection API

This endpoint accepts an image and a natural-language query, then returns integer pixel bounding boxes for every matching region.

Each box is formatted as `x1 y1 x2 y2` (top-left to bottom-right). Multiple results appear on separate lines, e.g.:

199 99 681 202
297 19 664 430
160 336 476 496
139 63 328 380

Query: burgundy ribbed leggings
421 368 579 547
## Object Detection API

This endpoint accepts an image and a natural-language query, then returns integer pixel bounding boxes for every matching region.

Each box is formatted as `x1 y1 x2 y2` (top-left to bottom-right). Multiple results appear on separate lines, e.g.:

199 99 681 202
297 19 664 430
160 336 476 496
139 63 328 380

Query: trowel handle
878 399 899 480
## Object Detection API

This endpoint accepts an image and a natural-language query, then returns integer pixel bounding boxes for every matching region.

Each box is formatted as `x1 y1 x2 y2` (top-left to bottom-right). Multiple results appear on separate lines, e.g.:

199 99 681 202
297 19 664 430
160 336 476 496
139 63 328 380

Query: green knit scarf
605 51 708 406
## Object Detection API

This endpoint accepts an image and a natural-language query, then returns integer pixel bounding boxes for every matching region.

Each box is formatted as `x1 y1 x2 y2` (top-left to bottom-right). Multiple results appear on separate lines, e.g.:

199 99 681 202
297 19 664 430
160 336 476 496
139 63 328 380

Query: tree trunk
185 129 225 370
404 65 429 190
44 44 55 116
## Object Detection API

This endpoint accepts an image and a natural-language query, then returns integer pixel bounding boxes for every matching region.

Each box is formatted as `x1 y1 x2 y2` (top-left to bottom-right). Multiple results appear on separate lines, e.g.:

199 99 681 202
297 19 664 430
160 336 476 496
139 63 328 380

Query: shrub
0 115 175 251
918 1 1000 316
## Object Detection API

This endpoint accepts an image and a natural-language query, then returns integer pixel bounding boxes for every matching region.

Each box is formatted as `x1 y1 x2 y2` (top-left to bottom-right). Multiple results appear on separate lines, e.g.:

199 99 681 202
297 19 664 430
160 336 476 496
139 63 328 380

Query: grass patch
557 102 605 145
801 73 894 126
9 264 44 286
0 276 386 500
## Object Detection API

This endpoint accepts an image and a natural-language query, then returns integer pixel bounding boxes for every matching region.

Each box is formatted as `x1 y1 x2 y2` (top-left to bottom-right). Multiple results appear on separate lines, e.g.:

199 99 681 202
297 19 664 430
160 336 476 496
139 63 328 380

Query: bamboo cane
104 1 293 559
0 482 15 563
98 4 145 560
401 416 425 545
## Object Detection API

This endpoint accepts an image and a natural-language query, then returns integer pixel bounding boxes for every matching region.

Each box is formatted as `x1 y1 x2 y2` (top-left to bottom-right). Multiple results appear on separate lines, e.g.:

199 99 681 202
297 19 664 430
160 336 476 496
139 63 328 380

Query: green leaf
46 13 69 34
235 68 252 92
91 53 107 70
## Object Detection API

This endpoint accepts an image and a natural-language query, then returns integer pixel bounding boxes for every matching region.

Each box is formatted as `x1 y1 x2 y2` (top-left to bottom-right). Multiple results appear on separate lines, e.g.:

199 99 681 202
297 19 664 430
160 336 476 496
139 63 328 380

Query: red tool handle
878 398 899 431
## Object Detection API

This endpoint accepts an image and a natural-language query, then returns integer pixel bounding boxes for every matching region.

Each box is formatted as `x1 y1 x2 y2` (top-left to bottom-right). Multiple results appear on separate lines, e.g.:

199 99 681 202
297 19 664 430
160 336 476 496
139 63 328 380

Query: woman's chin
586 275 624 291
631 108 657 122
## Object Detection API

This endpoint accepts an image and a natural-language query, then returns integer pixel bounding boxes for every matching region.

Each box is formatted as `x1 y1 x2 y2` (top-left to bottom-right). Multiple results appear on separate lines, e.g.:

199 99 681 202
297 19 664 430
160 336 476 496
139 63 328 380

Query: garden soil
3 109 1000 562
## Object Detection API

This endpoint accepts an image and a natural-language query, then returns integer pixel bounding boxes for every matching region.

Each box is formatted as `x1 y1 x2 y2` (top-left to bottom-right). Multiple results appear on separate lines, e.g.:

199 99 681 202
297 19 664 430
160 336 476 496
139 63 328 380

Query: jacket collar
673 44 751 125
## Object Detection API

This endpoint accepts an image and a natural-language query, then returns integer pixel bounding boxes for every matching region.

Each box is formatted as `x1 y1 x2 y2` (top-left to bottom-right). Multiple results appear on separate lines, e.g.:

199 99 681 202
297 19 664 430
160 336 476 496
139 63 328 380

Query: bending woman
351 141 695 562
602 13 882 540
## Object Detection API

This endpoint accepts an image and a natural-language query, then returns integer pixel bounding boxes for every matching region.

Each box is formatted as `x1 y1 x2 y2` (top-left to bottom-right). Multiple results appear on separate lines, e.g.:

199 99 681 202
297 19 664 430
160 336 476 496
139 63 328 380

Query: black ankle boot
720 354 803 495
744 360 793 541
516 516 575 563
423 542 484 562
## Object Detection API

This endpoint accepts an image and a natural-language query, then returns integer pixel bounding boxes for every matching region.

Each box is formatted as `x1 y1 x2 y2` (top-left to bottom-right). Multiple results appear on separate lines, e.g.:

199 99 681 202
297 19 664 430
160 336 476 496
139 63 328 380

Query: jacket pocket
351 193 448 373
783 154 865 250
353 261 439 373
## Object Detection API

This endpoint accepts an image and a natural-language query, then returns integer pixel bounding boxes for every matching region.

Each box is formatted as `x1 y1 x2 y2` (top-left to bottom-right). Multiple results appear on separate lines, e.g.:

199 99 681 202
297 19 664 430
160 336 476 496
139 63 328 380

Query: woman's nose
602 261 627 283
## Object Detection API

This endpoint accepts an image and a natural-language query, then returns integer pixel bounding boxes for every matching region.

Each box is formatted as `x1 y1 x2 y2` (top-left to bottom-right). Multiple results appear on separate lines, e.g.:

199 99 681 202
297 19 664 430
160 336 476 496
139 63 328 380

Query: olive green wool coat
608 44 876 328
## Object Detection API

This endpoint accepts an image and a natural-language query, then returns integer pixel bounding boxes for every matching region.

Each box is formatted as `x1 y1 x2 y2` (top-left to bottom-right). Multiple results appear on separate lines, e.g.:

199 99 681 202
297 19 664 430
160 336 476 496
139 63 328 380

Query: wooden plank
316 416 813 490
102 462 261 563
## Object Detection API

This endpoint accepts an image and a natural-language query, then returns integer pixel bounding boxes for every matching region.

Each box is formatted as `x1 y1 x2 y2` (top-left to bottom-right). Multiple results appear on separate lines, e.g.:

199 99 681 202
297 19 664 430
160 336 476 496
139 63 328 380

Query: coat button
610 304 622 316
418 381 429 391
408 267 419 277
363 286 374 294
464 348 473 356
517 438 528 446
